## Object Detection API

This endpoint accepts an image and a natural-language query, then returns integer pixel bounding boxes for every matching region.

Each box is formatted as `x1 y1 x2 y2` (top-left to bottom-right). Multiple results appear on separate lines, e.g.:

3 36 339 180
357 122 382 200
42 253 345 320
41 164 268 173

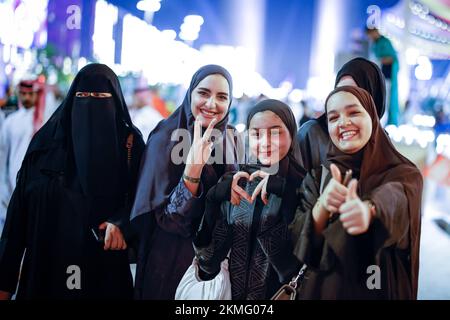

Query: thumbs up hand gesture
338 179 372 235
318 164 349 214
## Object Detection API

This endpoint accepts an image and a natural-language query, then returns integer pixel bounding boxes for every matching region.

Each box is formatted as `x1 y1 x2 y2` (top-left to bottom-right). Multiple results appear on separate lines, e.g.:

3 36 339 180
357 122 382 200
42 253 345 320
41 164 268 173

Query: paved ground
418 180 450 300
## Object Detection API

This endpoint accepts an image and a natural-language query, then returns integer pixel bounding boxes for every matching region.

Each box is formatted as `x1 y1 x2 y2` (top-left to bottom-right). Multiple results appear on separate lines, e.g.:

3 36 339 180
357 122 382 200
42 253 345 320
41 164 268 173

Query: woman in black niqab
0 63 145 299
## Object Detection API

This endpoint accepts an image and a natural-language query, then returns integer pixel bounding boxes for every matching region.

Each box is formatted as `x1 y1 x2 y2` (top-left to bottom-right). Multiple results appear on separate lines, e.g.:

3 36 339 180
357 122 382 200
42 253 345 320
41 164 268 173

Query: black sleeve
266 175 285 197
289 169 334 271
193 197 232 280
107 135 145 241
0 157 29 294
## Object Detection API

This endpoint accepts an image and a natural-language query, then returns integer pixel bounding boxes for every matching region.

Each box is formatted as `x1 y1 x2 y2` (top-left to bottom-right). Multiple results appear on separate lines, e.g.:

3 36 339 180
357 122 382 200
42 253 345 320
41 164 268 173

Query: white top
129 105 164 141
0 107 34 232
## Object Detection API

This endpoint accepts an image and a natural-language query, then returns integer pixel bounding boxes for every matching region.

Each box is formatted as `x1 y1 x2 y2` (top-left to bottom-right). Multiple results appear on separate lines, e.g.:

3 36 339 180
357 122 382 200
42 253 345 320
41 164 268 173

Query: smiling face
327 91 372 154
249 111 292 166
191 74 230 128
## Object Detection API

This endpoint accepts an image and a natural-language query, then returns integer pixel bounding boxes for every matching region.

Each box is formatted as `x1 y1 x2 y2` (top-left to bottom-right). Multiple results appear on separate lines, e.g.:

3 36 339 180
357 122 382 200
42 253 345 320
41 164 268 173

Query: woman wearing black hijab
297 57 386 171
0 64 145 299
130 65 241 300
193 99 305 300
290 86 422 299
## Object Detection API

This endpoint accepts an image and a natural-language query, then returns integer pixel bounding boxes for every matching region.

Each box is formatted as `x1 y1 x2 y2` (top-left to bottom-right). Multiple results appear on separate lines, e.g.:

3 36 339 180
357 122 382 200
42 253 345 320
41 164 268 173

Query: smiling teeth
202 109 216 116
341 131 356 140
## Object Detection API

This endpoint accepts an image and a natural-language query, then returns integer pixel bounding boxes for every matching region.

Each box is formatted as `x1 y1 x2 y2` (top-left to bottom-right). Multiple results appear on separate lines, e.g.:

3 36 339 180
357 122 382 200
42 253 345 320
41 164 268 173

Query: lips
339 130 358 141
199 108 218 118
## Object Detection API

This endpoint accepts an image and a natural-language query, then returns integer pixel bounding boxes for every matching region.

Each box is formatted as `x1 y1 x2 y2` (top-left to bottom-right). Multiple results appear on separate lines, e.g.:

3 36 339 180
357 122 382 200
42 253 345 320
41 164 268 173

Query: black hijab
335 57 386 118
246 99 304 174
130 65 237 220
25 63 143 197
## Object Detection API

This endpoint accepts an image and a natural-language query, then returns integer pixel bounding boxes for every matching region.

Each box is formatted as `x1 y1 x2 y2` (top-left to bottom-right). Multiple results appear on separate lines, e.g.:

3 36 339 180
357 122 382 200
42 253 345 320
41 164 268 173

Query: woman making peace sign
130 65 241 299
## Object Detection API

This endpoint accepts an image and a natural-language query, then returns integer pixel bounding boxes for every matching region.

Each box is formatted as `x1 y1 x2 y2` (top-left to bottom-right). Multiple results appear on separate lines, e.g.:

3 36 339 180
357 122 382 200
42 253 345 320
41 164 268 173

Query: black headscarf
130 64 237 220
25 63 143 197
246 99 304 173
335 57 386 118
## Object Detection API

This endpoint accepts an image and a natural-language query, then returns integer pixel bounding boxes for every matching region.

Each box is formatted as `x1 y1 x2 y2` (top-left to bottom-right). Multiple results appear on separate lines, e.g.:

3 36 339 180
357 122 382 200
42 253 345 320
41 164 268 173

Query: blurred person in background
0 84 19 117
130 86 164 141
299 100 313 127
0 80 45 234
150 86 171 118
366 27 399 126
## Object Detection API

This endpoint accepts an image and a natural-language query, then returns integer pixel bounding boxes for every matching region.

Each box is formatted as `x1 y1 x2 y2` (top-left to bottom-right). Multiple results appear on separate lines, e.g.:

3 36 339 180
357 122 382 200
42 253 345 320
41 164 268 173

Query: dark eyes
197 90 228 101
328 111 361 122
328 116 338 122
75 92 112 98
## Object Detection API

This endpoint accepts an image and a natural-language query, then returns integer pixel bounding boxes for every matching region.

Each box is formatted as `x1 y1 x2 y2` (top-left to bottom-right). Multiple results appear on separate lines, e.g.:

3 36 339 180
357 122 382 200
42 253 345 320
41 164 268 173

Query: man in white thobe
0 81 43 234
129 87 164 142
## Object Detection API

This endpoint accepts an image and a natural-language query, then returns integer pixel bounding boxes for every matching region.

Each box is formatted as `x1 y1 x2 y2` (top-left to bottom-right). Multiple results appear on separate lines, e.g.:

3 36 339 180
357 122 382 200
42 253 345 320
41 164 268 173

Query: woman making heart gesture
193 99 305 300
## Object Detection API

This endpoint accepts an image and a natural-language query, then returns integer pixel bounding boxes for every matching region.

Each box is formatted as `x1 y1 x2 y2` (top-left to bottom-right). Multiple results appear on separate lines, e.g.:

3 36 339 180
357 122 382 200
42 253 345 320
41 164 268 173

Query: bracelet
183 173 201 184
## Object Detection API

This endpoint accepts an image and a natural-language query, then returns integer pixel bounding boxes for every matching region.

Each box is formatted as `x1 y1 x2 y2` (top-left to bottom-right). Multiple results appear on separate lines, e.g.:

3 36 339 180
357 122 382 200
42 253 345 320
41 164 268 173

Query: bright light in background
0 0 48 49
288 89 304 104
136 0 162 13
161 29 177 41
306 75 335 103
412 114 436 127
78 57 87 71
415 56 433 80
235 123 246 133
92 0 118 66
405 47 420 65
436 134 450 158
309 0 341 91
63 57 72 75
386 124 436 148
179 15 204 42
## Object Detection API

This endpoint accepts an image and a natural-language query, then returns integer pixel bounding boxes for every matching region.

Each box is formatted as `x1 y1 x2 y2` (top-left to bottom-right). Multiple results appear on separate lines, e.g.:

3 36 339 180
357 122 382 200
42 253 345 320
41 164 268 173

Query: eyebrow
327 104 360 115
197 87 229 96
250 125 282 130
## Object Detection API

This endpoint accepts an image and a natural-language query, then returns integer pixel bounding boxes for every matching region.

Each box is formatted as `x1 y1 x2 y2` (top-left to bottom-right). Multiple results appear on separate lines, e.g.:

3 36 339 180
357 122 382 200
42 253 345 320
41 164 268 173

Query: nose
259 131 270 150
338 115 350 127
205 96 215 109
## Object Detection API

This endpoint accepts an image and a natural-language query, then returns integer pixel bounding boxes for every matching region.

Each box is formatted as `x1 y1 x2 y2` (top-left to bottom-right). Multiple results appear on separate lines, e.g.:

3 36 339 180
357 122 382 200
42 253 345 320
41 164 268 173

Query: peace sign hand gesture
186 118 217 168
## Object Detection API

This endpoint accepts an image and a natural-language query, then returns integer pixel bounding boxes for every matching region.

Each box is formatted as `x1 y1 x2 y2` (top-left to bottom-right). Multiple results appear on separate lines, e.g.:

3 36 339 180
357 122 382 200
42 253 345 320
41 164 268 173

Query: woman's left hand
338 179 372 235
249 170 271 205
99 222 127 250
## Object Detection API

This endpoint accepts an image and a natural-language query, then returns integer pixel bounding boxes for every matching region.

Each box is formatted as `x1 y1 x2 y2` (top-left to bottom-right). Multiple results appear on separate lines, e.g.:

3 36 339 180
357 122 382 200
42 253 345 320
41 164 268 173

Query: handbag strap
289 264 307 289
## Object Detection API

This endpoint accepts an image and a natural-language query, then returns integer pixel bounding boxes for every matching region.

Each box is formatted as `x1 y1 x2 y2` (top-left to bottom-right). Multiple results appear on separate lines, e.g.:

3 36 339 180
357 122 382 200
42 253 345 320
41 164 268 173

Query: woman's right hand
230 171 252 206
185 118 217 173
318 164 348 214
0 290 11 300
